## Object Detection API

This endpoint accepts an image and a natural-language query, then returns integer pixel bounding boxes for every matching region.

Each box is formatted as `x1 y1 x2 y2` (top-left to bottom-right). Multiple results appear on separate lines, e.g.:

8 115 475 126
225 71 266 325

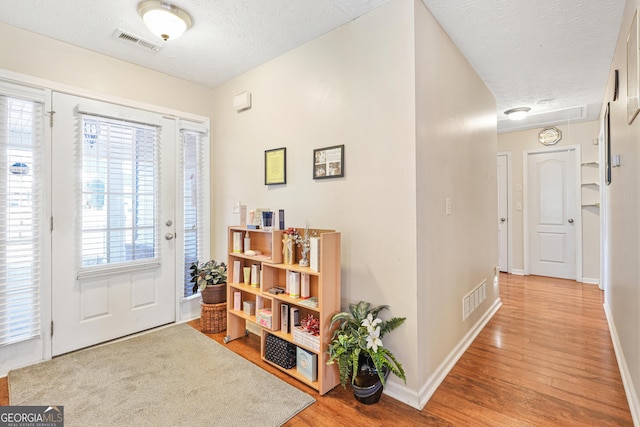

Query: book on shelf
310 237 320 272
290 271 300 298
281 304 289 333
290 307 300 327
296 347 317 381
301 273 310 298
297 297 318 308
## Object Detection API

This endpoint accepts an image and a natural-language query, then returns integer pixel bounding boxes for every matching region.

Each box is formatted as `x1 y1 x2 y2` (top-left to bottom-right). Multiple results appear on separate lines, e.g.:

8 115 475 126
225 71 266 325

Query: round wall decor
538 127 562 145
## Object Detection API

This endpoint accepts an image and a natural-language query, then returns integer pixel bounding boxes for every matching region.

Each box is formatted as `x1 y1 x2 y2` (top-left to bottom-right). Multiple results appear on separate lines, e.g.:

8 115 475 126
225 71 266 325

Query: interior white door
497 154 509 272
527 149 577 279
51 92 176 356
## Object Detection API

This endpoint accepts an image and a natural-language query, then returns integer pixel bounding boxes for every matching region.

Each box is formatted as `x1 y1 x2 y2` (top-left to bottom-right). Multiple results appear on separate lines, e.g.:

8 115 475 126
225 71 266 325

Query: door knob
568 218 574 224
500 218 506 222
165 233 175 240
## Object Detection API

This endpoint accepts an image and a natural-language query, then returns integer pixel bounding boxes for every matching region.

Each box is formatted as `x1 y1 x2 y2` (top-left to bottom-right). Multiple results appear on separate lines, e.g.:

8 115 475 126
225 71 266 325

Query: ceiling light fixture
504 107 531 121
138 1 192 41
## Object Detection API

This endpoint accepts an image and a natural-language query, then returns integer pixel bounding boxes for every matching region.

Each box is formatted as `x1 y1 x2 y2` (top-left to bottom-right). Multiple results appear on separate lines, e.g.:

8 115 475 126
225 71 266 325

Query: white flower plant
327 301 406 388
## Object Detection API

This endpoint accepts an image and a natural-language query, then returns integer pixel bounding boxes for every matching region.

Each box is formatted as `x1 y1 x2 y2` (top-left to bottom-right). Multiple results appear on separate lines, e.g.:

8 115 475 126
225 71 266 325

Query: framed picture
265 147 286 185
628 10 640 124
313 145 344 179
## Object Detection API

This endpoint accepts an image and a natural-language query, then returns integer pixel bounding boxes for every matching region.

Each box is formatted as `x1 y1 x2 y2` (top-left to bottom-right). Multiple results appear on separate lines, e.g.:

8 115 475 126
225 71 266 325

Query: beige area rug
9 324 314 426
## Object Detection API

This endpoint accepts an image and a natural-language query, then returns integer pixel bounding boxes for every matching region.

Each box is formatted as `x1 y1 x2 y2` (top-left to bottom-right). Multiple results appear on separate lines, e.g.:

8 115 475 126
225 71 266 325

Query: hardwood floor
0 274 633 425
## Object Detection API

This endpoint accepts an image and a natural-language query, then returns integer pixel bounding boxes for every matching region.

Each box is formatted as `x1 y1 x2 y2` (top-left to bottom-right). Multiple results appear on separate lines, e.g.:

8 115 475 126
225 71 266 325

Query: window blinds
78 113 160 274
180 126 205 298
0 95 43 346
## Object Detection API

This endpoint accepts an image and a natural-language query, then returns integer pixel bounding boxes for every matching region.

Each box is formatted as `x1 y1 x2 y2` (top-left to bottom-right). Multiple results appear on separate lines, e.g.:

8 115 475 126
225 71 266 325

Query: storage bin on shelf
292 326 320 352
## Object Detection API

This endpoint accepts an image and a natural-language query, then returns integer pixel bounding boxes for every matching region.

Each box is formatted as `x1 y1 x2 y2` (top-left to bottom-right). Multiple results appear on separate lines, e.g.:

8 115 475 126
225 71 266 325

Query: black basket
264 334 296 369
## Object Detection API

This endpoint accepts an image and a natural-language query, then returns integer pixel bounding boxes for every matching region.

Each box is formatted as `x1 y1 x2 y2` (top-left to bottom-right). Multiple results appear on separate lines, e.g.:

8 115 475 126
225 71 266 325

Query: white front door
497 154 509 272
526 148 577 280
51 92 176 356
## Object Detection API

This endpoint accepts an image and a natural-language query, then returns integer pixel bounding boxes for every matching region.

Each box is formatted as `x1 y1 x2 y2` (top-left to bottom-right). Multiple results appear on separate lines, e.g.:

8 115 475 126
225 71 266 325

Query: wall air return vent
113 29 162 52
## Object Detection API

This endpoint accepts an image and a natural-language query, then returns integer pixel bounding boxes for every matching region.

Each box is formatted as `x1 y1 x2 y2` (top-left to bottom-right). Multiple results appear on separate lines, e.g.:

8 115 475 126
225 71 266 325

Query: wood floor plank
0 273 634 425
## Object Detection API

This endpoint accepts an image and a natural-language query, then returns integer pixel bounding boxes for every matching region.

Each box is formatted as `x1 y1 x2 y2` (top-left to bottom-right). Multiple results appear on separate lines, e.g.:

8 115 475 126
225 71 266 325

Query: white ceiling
0 0 627 133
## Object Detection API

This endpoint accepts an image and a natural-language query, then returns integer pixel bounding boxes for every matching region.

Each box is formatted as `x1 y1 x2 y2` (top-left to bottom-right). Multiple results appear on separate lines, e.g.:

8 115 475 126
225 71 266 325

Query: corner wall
210 0 499 408
210 0 421 405
415 0 499 404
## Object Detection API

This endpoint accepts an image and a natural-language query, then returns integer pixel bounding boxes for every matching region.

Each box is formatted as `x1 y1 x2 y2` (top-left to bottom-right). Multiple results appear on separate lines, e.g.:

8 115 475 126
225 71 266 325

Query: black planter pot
351 357 390 405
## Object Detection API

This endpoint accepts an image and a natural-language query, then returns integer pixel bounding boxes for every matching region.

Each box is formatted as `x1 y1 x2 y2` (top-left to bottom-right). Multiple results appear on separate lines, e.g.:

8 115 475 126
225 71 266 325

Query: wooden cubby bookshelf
224 226 341 395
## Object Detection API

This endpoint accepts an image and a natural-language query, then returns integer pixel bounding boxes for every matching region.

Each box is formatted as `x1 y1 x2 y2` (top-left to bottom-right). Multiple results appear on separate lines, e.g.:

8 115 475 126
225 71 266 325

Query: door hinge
47 110 55 127
50 216 53 232
50 320 54 337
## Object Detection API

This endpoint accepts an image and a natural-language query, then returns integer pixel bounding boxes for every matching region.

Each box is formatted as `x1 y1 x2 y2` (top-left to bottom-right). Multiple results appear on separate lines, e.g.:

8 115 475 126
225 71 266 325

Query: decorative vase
299 249 309 267
201 283 226 304
283 235 295 265
352 357 389 405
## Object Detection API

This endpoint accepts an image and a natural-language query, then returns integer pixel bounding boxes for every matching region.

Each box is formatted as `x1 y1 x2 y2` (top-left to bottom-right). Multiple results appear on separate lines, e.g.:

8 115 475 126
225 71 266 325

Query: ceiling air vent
113 29 162 52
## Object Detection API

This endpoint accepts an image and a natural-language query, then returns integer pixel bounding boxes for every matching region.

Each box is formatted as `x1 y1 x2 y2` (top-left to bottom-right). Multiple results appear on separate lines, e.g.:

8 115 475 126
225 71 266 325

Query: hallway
421 273 633 425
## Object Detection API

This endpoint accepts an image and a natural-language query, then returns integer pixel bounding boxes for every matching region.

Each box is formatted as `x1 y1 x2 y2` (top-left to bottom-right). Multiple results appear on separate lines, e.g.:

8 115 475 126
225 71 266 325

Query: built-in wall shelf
580 157 600 214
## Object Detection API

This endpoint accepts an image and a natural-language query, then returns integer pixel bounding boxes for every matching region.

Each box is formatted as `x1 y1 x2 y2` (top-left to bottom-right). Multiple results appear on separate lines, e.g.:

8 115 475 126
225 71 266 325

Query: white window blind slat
180 128 205 298
78 113 161 273
0 94 43 346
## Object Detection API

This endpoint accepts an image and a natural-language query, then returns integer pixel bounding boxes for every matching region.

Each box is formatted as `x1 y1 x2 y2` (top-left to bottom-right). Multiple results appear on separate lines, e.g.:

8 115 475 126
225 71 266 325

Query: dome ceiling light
138 1 192 41
504 107 531 121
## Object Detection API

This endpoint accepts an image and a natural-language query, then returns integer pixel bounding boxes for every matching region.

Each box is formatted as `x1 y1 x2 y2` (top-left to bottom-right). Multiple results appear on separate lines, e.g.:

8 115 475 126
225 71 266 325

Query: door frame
0 68 209 371
523 145 582 280
0 80 53 375
497 151 513 273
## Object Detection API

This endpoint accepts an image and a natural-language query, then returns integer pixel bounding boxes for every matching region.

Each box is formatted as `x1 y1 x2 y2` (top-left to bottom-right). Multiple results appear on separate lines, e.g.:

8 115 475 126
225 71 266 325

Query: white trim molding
408 298 503 410
604 303 640 425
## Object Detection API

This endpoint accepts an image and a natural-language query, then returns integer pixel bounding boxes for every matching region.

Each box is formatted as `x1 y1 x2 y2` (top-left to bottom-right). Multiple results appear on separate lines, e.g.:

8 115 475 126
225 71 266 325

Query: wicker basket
200 302 227 334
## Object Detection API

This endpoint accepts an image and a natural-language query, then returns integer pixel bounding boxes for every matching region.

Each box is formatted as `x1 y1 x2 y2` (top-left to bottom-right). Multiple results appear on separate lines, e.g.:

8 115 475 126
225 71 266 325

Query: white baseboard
511 269 524 276
580 277 600 285
390 298 502 410
604 303 640 426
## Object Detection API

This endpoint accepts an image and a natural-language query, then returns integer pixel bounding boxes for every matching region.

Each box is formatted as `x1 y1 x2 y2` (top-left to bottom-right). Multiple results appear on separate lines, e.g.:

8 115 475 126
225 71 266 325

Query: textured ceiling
423 0 626 132
0 0 627 132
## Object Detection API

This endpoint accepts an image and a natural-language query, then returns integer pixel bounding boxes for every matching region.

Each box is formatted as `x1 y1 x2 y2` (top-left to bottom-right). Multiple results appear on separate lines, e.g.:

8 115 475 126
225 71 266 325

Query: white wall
497 121 601 282
415 0 499 400
0 23 212 117
599 0 640 422
210 0 419 397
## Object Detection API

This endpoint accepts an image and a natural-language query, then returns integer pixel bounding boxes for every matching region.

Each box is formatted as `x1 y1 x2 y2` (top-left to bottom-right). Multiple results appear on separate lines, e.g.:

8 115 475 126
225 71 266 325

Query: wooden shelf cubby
225 226 341 395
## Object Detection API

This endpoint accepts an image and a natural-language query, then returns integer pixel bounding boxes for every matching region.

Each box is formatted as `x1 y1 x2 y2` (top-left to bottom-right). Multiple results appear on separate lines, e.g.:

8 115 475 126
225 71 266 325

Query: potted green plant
190 260 227 304
327 300 406 404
